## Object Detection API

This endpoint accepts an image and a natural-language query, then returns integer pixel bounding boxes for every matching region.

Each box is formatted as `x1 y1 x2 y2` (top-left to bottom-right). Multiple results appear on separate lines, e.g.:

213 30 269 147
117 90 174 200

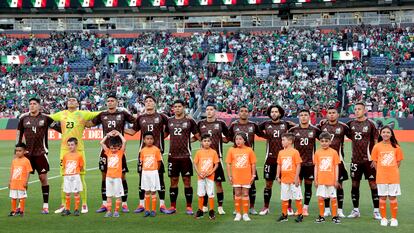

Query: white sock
325 207 330 211
43 203 49 209
139 200 144 206
374 208 379 212
304 205 309 209
338 208 343 212
159 200 165 206
122 202 127 206
103 201 107 205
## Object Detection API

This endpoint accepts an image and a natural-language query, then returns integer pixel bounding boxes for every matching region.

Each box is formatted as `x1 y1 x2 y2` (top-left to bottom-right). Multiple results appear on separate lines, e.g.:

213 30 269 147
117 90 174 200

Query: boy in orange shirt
62 138 85 216
226 132 256 222
276 133 303 223
194 134 219 220
372 126 404 227
140 132 162 217
314 132 341 224
100 130 126 218
8 143 32 217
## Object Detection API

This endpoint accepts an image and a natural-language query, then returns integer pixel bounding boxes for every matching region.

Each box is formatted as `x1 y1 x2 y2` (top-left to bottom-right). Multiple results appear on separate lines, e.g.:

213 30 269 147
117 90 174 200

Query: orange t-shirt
277 148 302 184
105 149 124 178
10 157 33 191
226 146 256 185
194 148 220 180
140 146 162 171
314 147 340 186
371 142 404 184
62 152 84 176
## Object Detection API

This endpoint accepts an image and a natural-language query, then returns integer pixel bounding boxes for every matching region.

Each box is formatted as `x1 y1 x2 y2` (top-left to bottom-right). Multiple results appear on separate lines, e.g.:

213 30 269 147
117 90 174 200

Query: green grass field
0 140 412 233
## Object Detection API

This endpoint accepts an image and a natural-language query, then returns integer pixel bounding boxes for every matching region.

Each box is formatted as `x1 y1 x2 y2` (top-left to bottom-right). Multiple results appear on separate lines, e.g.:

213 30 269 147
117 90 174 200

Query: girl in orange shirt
372 126 404 227
226 132 256 222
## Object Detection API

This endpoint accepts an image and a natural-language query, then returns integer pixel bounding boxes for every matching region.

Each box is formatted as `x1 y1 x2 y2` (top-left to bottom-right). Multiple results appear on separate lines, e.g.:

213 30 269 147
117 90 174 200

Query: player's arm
80 156 85 173
100 134 110 151
287 120 297 129
276 163 281 184
85 121 95 128
314 163 318 187
250 162 256 185
191 119 201 142
254 123 264 138
335 163 340 188
221 121 230 143
82 111 102 121
16 116 25 144
258 122 268 139
117 131 127 151
294 163 301 187
227 123 235 142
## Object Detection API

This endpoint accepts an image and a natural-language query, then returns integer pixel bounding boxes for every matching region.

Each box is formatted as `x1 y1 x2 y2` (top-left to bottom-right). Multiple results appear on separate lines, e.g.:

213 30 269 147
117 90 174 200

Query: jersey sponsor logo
108 156 120 168
104 116 108 120
295 133 300 136
319 157 333 172
234 154 248 168
170 123 174 127
200 158 213 172
235 128 240 131
65 160 78 175
380 151 395 166
12 167 23 180
143 154 155 168
281 157 293 171
142 119 146 123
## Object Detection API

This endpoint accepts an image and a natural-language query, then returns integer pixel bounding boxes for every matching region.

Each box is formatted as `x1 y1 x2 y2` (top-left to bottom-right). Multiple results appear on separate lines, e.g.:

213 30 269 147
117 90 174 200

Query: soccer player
288 109 321 216
100 130 126 218
125 95 170 214
346 102 380 219
276 133 303 223
258 105 295 215
372 126 404 227
61 138 84 217
8 143 33 217
226 133 257 222
16 97 59 214
91 94 135 213
313 132 341 224
194 134 219 220
197 104 229 215
165 99 200 214
140 132 163 217
318 106 350 217
49 97 101 214
227 106 262 215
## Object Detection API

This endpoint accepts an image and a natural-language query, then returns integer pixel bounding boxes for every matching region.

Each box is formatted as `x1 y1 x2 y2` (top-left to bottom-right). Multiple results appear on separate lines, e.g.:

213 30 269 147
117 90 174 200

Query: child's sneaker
61 209 71 216
8 211 16 217
277 214 288 222
332 216 341 224
208 210 216 220
315 215 326 223
390 218 398 227
113 211 120 218
104 212 113 218
150 211 156 217
242 214 251 222
234 213 242 221
73 210 80 216
194 209 203 219
295 214 304 223
134 205 145 214
217 206 226 215
144 211 151 217
380 218 388 226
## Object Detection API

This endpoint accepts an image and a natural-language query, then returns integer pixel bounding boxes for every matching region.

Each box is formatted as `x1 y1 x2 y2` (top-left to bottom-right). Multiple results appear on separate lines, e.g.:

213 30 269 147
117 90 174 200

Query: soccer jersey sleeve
49 111 63 122
213 151 219 164
221 121 230 138
26 159 33 173
249 148 257 164
225 148 233 164
396 146 404 162
81 111 102 121
91 112 103 126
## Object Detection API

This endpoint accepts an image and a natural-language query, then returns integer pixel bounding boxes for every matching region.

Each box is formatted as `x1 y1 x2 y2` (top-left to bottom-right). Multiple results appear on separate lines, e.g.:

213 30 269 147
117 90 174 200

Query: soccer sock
169 187 178 208
337 187 344 209
304 183 312 206
295 200 303 215
152 196 157 212
264 188 272 208
282 200 289 215
318 198 325 216
203 194 208 207
20 199 26 213
80 174 87 205
145 195 150 211
324 198 330 208
351 187 360 208
209 197 214 210
288 199 292 209
11 199 17 212
242 197 249 214
101 180 107 204
122 179 128 203
379 199 386 219
249 182 256 208
115 199 121 212
184 187 193 208
371 188 379 208
158 174 166 201
217 192 224 207
139 189 145 204
42 185 49 206
198 197 204 210
106 199 112 212
390 199 398 219
234 196 241 214
331 198 338 217
75 194 80 211
65 194 71 210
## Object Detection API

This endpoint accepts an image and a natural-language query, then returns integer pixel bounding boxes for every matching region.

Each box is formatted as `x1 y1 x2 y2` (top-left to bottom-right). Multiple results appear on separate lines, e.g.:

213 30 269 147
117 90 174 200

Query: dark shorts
300 165 315 181
338 162 349 182
99 151 129 173
214 161 226 182
263 157 278 181
168 157 193 177
350 161 376 181
28 154 49 175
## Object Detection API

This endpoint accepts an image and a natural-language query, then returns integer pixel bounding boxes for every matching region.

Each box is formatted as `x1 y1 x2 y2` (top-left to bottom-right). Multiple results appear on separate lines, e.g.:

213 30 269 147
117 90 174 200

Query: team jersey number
173 128 182 136
207 129 213 136
300 138 309 146
66 122 74 129
273 130 280 138
32 127 37 134
108 121 116 128
147 124 154 132
354 132 362 140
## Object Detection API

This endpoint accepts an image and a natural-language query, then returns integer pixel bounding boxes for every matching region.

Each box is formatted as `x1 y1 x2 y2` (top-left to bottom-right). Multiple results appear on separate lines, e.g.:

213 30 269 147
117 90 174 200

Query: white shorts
141 170 161 192
106 177 124 198
377 184 401 196
9 190 27 199
63 175 83 193
316 185 337 198
281 183 303 201
197 179 215 198
233 184 251 189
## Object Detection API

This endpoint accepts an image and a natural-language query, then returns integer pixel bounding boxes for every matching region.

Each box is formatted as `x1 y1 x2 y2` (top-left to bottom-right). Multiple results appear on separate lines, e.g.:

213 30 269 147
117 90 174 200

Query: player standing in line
288 109 321 216
91 94 135 214
197 104 229 215
227 106 263 215
346 103 380 219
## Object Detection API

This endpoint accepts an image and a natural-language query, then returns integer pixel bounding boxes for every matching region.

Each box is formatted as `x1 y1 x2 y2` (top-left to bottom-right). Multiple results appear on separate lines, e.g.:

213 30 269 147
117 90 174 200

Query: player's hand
370 161 375 168
335 181 341 189
319 119 328 125
276 177 281 184
294 178 300 187
228 176 233 185
250 176 255 185
314 181 318 188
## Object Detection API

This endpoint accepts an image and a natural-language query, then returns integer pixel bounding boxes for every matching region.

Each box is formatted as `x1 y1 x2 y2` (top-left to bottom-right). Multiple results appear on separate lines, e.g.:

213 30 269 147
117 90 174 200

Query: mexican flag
297 0 311 2
208 53 234 63
128 0 141 6
56 0 70 8
32 0 47 7
199 0 213 5
1 55 26 64
7 0 23 8
80 0 94 7
223 0 236 5
104 0 118 7
248 0 261 4
108 54 133 64
333 51 360 61
150 0 166 6
272 0 286 3
175 0 189 6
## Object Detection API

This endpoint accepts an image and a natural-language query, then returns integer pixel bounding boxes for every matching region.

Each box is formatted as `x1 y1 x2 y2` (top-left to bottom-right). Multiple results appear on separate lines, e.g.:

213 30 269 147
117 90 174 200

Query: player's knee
265 180 273 189
305 179 312 185
368 181 377 189
352 181 360 189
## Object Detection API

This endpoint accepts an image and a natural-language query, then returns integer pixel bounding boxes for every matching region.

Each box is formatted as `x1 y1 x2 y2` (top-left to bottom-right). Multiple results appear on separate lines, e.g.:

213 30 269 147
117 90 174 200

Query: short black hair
28 97 41 104
281 133 295 142
173 99 186 107
206 104 216 109
239 105 249 110
67 137 78 144
15 142 27 149
327 106 338 111
201 134 211 141
107 93 118 100
319 132 332 140
267 105 285 118
355 102 366 108
143 131 154 138
109 137 122 147
144 95 157 103
299 109 310 115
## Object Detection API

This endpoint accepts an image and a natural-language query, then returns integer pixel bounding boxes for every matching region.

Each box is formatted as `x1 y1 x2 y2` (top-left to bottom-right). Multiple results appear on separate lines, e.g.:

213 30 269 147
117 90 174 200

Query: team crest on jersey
39 120 45 126
116 115 122 120
248 126 253 132
308 132 314 138
363 126 368 132
183 122 188 128
280 124 285 130
336 128 341 134
154 117 159 123
214 124 220 130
